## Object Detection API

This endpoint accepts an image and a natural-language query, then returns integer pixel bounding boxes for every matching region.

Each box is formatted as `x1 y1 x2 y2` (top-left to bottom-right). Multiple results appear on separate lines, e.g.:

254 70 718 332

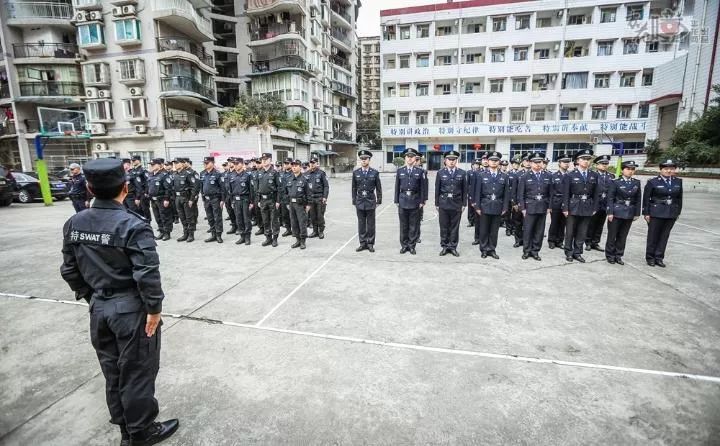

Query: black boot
216 234 223 244
176 231 188 242
204 233 217 243
154 232 163 240
236 235 246 245
261 236 272 246
282 229 292 237
161 233 171 241
130 419 180 446
255 228 264 236
308 231 319 238
120 424 130 446
291 238 301 249
227 227 237 235
186 232 195 243
300 239 306 249
318 229 325 239
272 235 278 247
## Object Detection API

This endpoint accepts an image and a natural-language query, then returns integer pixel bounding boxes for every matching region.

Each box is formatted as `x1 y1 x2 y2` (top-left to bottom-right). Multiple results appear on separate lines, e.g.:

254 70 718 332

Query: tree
356 113 381 149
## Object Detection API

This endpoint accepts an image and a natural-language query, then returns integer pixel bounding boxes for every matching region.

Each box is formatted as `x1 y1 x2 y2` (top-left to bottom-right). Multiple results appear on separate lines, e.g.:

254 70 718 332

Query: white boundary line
674 222 720 237
255 204 394 326
3 292 718 384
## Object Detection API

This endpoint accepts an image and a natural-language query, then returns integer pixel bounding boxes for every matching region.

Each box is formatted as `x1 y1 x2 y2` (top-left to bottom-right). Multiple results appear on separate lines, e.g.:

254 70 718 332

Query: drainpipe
687 0 708 120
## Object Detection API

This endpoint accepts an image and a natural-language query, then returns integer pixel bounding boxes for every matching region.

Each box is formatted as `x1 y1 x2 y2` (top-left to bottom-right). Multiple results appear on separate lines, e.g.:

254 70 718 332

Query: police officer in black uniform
586 154 615 251
510 155 530 248
200 156 224 243
165 160 179 224
548 152 571 249
68 162 91 213
394 148 427 254
561 149 600 262
503 158 521 236
517 151 552 260
60 158 178 446
306 158 330 239
642 158 683 267
123 158 138 212
473 151 510 259
147 158 173 241
250 158 264 234
605 160 641 265
466 160 481 228
279 158 294 237
222 158 237 235
130 155 151 221
173 158 200 242
229 158 254 245
285 159 311 249
352 150 382 252
185 158 201 235
255 152 281 247
435 150 467 257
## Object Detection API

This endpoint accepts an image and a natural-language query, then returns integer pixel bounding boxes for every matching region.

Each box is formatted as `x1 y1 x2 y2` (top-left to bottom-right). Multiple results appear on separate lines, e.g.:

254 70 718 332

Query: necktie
582 171 587 181
536 173 541 182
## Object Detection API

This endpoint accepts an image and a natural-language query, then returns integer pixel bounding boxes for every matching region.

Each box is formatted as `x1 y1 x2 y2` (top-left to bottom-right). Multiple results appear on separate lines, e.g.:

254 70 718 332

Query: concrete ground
0 173 719 445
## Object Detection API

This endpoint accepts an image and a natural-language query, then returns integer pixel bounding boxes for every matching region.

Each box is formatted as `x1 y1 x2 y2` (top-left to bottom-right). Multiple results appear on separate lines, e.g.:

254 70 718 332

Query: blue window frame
78 23 104 46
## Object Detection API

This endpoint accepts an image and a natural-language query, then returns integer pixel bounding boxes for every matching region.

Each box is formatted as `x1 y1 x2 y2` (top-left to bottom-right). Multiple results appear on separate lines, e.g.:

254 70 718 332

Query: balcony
164 113 217 129
12 43 79 62
249 22 305 44
329 55 351 71
160 76 218 107
333 105 352 121
152 0 214 42
5 1 74 27
157 37 214 68
18 81 84 101
0 83 10 99
72 0 101 9
333 130 354 142
331 80 353 97
0 120 16 136
330 4 351 27
330 29 352 50
246 0 305 15
249 55 311 75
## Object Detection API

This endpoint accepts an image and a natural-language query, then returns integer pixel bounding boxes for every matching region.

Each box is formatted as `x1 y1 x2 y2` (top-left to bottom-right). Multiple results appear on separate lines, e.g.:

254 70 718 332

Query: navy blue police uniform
68 169 91 213
285 160 312 249
255 153 281 246
517 152 552 260
604 160 642 264
306 160 330 238
585 155 615 250
229 159 255 245
547 153 571 249
394 148 428 254
352 150 382 251
642 159 683 267
199 156 224 242
473 152 510 258
147 158 173 240
434 150 467 256
561 149 601 262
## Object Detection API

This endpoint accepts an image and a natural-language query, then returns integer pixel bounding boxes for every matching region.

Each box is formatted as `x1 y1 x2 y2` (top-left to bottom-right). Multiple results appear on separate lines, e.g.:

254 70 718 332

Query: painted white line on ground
629 228 720 253
674 222 720 237
3 291 719 384
255 204 394 327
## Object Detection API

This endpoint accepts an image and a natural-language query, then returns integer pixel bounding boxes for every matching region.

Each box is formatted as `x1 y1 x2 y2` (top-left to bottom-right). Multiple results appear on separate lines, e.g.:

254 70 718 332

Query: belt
96 287 136 298
572 194 589 200
151 197 158 201
204 194 220 199
234 195 250 200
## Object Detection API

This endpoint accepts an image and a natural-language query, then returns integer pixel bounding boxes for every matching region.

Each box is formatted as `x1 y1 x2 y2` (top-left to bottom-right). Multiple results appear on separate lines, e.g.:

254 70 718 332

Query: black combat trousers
124 196 140 213
150 198 172 235
356 208 376 246
438 208 461 249
605 218 633 260
523 213 547 256
141 198 152 222
280 200 291 231
478 213 502 254
586 209 607 247
398 207 420 249
511 207 524 243
646 217 676 261
90 295 160 436
547 208 566 247
289 202 308 239
467 200 476 226
564 215 591 257
259 198 280 237
308 199 326 233
502 207 513 236
175 195 197 232
225 196 236 229
203 196 223 235
71 198 87 213
232 197 252 238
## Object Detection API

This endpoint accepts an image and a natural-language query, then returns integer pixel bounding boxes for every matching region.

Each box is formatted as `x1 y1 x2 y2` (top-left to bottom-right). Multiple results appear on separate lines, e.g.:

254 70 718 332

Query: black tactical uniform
605 161 642 264
200 157 224 243
229 162 254 245
250 162 264 234
548 165 569 249
147 159 173 240
124 164 142 214
561 150 601 261
173 160 200 242
165 162 179 224
466 164 480 228
68 170 90 213
306 162 330 238
642 160 683 267
128 159 151 221
517 155 552 260
285 162 311 248
279 161 294 236
503 162 521 236
394 150 428 254
473 164 510 258
60 158 177 445
352 151 382 251
255 159 280 246
434 151 467 256
221 163 237 234
586 155 615 250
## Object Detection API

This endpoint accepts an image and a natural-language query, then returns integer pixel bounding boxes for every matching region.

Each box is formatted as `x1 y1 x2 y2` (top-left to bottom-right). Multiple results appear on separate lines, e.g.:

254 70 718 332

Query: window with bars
492 17 507 32
399 112 409 125
399 55 410 68
514 47 528 61
594 73 610 88
512 78 527 92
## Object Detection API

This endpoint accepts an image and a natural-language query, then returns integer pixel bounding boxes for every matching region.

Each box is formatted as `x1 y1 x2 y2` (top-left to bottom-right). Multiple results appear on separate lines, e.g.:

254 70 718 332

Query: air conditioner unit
134 124 147 134
98 89 111 99
556 10 564 17
74 11 88 22
122 5 136 14
129 87 143 96
85 87 98 98
89 123 106 135
89 11 102 20
591 136 600 144
93 142 108 151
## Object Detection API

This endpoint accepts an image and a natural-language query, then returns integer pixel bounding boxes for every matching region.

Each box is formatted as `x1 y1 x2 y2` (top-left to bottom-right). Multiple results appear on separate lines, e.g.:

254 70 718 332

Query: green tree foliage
356 114 382 149
220 94 309 135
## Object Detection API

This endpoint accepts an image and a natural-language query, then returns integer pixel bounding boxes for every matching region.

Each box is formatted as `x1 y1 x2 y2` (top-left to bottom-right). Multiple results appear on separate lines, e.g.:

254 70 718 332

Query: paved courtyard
0 173 719 445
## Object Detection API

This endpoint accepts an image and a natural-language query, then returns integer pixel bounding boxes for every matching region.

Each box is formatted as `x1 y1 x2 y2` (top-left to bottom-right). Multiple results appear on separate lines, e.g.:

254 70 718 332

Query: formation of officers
106 147 682 267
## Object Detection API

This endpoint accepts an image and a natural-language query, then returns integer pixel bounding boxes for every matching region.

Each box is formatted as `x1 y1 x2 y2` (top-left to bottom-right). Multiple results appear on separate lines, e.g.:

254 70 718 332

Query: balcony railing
72 0 101 8
250 22 305 41
164 113 217 129
152 0 213 38
157 37 214 68
0 120 16 136
0 83 9 99
19 81 83 96
330 5 351 23
251 55 310 74
246 0 306 13
333 130 353 141
6 1 73 19
333 106 352 119
13 42 78 58
331 80 353 96
330 29 351 46
329 55 350 71
160 76 215 99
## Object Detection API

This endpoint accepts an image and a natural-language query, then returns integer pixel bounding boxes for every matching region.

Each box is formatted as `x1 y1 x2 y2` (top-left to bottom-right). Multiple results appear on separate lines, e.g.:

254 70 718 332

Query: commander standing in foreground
60 158 178 446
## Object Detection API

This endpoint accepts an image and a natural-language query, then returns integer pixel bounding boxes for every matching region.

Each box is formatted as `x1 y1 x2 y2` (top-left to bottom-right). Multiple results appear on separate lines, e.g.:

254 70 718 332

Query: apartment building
358 35 380 117
380 0 698 171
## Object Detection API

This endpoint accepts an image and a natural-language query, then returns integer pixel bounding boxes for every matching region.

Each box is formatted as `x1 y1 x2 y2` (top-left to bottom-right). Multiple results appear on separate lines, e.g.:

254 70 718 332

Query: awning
311 150 339 156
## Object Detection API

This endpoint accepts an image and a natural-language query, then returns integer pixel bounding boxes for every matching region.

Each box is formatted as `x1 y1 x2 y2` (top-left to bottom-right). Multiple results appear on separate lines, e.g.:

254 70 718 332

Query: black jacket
561 169 600 216
394 166 428 209
147 171 171 200
607 177 642 219
255 167 280 202
285 173 311 205
517 170 552 214
306 168 329 200
200 168 223 198
352 167 382 210
229 170 254 201
434 167 467 211
642 176 683 219
473 170 510 215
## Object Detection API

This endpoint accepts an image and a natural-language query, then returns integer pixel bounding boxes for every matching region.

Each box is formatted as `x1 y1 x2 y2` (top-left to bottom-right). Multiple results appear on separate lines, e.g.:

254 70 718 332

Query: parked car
0 166 15 207
24 171 70 186
10 172 68 203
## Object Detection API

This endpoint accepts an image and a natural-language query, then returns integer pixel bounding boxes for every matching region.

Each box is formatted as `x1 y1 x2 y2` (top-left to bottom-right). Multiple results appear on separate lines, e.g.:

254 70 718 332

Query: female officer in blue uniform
605 160 641 265
642 158 683 267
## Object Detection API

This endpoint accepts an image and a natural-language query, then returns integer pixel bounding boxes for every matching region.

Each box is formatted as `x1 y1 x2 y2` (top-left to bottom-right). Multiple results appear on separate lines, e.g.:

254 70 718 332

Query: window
386 85 396 96
510 143 547 161
398 83 409 97
620 72 636 87
83 63 108 84
613 141 645 155
568 15 587 25
88 101 113 121
638 103 649 118
466 23 483 33
439 84 451 95
535 48 550 59
416 83 429 96
597 41 614 56
399 26 411 40
594 73 610 88
626 4 644 21
459 144 496 163
385 57 396 69
591 106 607 120
383 25 396 40
553 143 589 160
600 7 616 23
417 24 430 38
115 19 140 42
646 40 659 53
489 79 504 93
512 77 527 92
399 55 410 69
530 106 550 121
416 54 429 68
562 72 588 89
438 111 452 123
492 17 507 32
537 17 551 28
386 113 396 125
491 48 505 63
560 106 583 121
416 112 428 124
623 39 639 54
118 59 144 81
616 104 632 118
438 55 452 65
399 112 409 125
465 82 480 94
465 53 482 64
510 108 526 123
515 15 530 29
514 47 528 61
122 98 147 119
464 110 480 123
436 26 453 36
78 23 104 46
488 108 503 122
642 70 653 86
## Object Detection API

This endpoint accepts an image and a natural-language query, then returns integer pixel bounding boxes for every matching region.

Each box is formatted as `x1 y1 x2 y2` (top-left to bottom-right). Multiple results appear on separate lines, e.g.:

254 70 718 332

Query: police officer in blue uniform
642 158 683 267
352 150 382 252
285 159 311 249
60 158 178 446
509 155 528 247
147 158 173 241
278 158 294 237
255 153 281 247
164 160 179 224
517 151 552 260
68 162 91 213
435 150 467 257
221 158 238 235
200 156 224 243
394 148 427 254
306 158 330 239
547 152 571 249
473 151 510 259
229 158 254 245
585 154 615 251
466 160 481 229
503 157 521 236
605 160 641 265
562 148 600 262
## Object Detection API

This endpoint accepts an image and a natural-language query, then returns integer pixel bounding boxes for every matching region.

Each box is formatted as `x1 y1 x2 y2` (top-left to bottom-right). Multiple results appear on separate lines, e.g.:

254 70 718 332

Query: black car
0 166 15 207
11 172 68 203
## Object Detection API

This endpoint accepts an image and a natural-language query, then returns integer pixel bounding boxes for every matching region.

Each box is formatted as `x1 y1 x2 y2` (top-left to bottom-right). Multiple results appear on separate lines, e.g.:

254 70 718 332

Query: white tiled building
359 35 380 117
379 0 699 171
